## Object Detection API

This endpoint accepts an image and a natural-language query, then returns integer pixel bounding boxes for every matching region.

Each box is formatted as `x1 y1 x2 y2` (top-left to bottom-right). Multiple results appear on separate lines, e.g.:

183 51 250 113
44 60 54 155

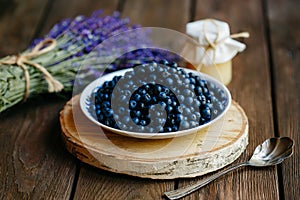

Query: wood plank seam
261 1 285 199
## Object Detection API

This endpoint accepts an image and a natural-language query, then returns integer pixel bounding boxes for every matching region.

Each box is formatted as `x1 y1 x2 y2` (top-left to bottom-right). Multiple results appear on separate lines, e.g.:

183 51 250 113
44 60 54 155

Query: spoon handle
164 162 248 200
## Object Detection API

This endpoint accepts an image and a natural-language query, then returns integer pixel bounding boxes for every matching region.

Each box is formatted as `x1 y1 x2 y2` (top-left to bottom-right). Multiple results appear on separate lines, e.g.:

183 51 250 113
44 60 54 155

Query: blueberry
176 114 183 122
149 74 157 81
186 97 194 105
216 101 224 111
159 92 167 99
191 114 197 121
158 101 167 108
152 96 157 102
170 61 178 68
213 109 218 115
166 105 173 112
140 88 147 95
171 101 177 107
195 86 202 95
144 84 151 91
129 100 137 109
211 95 217 103
95 104 101 110
134 93 141 101
201 108 211 119
184 78 190 84
156 85 162 92
166 98 172 105
102 101 110 108
140 120 147 126
119 95 127 102
183 107 191 115
199 118 207 124
172 125 178 131
97 113 103 120
190 121 198 128
133 110 141 117
199 95 206 105
157 118 166 124
203 87 209 94
103 108 113 117
136 67 146 74
194 99 201 107
183 89 192 96
200 80 207 87
123 116 131 124
176 79 183 85
177 106 183 113
173 74 180 81
103 81 113 89
124 89 131 96
118 107 125 114
148 127 154 133
195 112 201 118
160 59 169 65
162 87 170 94
166 77 173 85
164 126 172 132
157 65 164 73
181 121 190 129
103 119 110 126
148 65 155 72
177 95 184 102
132 117 139 124
143 93 151 102
138 102 146 109
162 71 170 78
189 77 196 84
100 93 109 100
113 113 120 120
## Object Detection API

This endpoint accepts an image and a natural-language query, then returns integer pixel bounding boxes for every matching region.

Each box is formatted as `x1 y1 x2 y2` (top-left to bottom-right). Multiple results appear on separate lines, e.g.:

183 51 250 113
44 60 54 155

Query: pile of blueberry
89 60 228 133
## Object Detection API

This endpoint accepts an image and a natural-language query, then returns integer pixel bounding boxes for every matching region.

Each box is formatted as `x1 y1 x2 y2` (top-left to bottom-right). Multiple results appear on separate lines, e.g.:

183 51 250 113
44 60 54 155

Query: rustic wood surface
267 1 300 199
0 0 299 199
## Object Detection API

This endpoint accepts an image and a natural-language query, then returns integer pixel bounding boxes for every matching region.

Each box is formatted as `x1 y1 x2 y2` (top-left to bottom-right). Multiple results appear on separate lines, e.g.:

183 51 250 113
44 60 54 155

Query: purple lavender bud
92 10 103 17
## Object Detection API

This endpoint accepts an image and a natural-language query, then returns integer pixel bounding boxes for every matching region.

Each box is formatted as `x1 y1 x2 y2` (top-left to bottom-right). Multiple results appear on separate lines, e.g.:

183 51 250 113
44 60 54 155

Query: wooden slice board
60 95 248 179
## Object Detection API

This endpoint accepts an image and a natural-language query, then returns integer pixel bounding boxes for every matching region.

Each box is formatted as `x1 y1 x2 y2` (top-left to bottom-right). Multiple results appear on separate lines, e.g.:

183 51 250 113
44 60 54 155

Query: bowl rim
79 67 232 139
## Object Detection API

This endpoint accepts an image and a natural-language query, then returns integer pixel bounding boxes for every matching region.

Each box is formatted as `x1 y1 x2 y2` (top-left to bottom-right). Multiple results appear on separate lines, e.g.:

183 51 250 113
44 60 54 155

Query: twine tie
0 38 64 100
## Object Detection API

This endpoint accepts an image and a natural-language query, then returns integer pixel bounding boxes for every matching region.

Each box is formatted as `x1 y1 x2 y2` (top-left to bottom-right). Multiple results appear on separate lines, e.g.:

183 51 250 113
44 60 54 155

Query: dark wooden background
0 0 299 199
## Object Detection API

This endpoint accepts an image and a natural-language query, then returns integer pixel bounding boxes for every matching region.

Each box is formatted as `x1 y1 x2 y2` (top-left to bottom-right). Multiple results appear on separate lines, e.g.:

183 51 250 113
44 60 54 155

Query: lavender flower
0 10 183 113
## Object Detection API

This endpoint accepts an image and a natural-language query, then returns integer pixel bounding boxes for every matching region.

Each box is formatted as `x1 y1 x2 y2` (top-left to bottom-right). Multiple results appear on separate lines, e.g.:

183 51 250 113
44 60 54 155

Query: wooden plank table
0 0 299 199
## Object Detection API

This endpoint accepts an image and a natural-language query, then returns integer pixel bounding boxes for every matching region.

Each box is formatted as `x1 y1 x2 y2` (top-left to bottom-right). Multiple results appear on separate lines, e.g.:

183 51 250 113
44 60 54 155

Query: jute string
0 38 64 100
184 19 249 71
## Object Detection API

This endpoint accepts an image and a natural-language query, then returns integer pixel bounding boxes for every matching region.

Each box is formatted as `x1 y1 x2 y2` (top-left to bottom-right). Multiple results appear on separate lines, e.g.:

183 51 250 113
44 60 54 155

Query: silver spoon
164 137 294 200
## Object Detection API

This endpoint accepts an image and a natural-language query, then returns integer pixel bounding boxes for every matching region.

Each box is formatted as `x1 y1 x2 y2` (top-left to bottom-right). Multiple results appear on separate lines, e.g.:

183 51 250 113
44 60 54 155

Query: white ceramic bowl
80 68 231 139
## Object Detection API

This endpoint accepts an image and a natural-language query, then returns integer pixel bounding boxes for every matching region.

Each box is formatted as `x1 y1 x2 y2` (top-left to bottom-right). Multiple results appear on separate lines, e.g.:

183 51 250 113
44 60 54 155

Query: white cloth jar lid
186 19 248 65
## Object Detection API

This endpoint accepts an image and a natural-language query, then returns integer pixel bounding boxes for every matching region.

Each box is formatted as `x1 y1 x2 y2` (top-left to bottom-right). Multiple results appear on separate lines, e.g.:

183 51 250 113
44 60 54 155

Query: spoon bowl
248 137 294 167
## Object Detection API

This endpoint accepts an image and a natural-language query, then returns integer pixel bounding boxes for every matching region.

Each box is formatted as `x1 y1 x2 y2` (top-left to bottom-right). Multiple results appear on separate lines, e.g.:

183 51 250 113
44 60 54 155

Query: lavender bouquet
0 11 180 113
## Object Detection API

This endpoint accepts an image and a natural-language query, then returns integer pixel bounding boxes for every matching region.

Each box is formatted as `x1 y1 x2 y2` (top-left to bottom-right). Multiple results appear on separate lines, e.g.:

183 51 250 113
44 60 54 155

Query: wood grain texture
0 0 48 56
60 95 248 179
74 166 174 200
122 0 190 32
0 95 76 199
267 0 300 199
177 0 279 199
